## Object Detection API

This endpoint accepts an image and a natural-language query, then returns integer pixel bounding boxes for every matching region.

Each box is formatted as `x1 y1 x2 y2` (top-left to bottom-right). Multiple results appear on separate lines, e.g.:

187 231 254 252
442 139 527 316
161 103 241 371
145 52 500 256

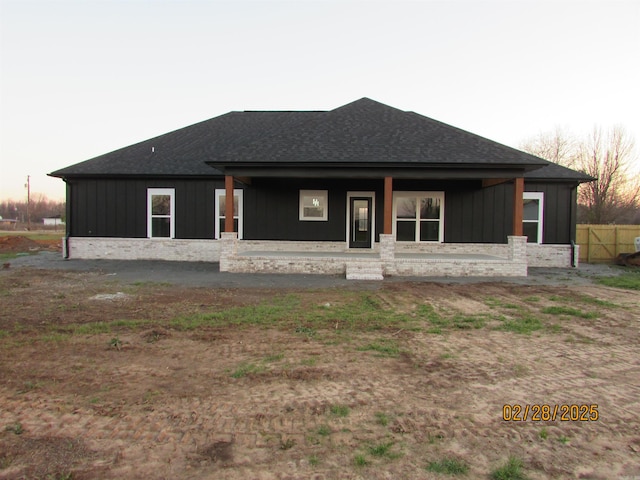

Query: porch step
345 260 384 281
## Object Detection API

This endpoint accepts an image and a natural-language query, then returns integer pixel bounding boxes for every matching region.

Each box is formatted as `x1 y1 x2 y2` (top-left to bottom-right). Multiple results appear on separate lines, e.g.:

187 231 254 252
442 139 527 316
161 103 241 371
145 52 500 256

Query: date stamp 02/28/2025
502 404 599 422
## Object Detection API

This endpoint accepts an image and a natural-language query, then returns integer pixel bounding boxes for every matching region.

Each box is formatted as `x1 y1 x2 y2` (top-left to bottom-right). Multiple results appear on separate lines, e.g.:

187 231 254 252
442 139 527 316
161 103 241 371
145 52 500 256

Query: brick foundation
67 237 221 262
526 244 577 268
66 236 571 277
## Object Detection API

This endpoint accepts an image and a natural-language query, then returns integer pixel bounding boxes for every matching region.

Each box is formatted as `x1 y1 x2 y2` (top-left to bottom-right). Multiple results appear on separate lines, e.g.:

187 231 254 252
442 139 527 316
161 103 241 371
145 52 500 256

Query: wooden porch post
513 177 524 236
384 176 393 235
225 175 234 233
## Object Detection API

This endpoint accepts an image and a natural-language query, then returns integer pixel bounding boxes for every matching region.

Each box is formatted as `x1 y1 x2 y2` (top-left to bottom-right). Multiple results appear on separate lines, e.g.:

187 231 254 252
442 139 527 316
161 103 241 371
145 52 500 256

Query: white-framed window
299 190 328 221
147 188 175 238
215 189 243 239
392 191 444 242
523 192 544 244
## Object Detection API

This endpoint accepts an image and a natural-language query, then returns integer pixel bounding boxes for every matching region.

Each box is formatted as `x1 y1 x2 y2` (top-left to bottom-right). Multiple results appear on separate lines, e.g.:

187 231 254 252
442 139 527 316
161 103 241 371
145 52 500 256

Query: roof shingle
50 98 590 182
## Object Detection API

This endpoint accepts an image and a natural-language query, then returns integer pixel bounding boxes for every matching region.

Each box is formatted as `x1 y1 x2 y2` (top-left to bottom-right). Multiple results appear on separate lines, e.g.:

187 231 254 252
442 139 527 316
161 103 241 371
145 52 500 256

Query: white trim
299 190 328 221
215 189 244 240
523 191 544 244
392 191 445 243
346 191 376 249
147 188 175 239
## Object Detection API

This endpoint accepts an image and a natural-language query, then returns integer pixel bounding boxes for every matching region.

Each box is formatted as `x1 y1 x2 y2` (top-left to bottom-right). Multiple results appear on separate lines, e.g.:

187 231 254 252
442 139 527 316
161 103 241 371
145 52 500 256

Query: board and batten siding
66 177 578 245
67 178 222 239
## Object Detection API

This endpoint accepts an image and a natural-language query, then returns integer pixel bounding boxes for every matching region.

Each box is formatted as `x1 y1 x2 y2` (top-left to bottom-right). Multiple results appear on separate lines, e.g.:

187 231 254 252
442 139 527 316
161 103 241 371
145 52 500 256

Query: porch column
225 175 234 233
512 177 524 236
384 176 393 235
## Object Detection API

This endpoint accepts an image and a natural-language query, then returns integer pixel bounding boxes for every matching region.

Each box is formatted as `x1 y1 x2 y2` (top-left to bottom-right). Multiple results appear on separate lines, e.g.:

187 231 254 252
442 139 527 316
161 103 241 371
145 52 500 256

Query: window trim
215 189 243 239
523 191 544 244
147 188 175 239
299 190 328 221
392 191 444 243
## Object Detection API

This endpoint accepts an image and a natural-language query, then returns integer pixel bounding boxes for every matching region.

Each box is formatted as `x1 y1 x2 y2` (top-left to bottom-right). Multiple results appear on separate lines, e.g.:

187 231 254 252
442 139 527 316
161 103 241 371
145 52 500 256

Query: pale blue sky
1 0 638 201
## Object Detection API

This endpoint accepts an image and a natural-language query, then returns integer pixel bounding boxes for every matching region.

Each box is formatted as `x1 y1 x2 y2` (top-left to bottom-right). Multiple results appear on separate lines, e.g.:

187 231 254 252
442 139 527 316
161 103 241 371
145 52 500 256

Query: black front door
349 197 372 248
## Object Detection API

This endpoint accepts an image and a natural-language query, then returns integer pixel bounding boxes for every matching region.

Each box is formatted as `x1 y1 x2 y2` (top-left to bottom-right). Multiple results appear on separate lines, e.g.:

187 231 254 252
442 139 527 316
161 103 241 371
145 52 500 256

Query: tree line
520 126 639 224
0 195 65 223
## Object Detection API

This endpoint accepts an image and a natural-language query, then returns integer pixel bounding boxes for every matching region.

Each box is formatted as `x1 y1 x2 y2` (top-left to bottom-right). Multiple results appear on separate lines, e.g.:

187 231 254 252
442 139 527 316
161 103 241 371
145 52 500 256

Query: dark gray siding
523 182 577 244
68 178 222 238
67 177 578 245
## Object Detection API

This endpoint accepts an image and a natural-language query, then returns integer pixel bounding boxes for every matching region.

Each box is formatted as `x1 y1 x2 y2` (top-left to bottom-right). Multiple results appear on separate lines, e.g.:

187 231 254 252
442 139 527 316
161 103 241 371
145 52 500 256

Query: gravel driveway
4 251 625 288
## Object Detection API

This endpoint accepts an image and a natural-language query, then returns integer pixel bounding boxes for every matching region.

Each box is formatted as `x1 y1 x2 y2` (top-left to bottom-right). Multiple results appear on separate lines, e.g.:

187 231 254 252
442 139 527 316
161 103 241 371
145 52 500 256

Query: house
49 98 593 279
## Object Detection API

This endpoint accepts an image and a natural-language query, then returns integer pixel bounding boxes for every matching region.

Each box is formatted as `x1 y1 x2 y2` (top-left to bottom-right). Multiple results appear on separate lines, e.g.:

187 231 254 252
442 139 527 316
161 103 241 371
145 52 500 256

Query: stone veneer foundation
65 236 577 278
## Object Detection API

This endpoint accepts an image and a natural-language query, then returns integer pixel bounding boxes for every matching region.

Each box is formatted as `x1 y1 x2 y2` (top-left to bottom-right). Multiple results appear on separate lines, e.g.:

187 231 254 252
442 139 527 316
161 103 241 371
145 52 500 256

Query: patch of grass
357 339 400 357
498 315 543 334
541 306 598 319
490 456 527 480
375 412 389 426
368 441 392 456
451 314 487 329
171 294 301 330
523 296 540 302
108 337 122 350
230 362 264 378
5 423 23 435
416 304 445 324
539 427 548 440
419 304 489 331
596 272 640 291
19 380 41 393
300 356 317 366
317 424 331 436
558 435 569 444
142 389 161 404
280 438 295 450
367 441 401 459
40 333 70 343
426 457 469 475
263 353 284 362
295 325 316 337
577 296 618 307
308 454 319 466
354 454 369 466
329 404 350 417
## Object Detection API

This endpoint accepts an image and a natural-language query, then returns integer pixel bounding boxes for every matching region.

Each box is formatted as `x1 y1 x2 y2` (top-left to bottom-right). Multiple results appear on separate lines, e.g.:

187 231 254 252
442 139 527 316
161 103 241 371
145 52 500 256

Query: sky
1 0 639 202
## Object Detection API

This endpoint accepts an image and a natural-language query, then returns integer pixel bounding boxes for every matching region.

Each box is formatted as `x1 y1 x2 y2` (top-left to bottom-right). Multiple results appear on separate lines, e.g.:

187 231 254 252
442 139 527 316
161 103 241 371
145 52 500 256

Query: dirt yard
0 251 639 478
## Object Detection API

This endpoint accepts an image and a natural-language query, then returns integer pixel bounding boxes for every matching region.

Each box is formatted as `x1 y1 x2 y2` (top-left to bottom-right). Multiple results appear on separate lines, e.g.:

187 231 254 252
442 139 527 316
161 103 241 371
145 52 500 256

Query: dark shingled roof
50 98 590 182
51 111 323 177
210 98 549 168
524 161 594 182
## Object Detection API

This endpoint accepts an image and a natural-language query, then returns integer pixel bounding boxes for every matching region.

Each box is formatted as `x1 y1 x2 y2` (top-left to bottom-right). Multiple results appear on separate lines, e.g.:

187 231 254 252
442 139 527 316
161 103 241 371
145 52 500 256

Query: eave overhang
204 161 543 180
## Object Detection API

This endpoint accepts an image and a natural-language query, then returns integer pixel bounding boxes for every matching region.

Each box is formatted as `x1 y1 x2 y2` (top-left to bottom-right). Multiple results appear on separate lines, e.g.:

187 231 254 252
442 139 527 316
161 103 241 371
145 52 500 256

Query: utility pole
25 175 31 231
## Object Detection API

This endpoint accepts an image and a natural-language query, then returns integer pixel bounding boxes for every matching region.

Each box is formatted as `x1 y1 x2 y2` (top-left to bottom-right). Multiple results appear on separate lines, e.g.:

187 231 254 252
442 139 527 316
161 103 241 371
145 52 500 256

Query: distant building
43 216 65 226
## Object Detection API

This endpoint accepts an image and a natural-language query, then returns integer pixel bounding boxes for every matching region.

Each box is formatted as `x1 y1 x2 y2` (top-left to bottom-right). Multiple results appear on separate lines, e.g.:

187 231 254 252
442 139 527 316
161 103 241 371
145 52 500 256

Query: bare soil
0 235 61 254
0 266 639 479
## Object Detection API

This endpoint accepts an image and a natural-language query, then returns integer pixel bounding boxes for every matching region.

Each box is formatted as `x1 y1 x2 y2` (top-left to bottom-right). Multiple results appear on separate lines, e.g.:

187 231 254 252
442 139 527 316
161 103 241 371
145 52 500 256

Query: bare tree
521 126 639 224
577 126 639 224
519 126 577 167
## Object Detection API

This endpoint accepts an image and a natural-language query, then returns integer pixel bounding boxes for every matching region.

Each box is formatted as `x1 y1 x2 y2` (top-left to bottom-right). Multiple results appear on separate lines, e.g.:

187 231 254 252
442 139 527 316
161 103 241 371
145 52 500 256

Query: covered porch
217 173 529 280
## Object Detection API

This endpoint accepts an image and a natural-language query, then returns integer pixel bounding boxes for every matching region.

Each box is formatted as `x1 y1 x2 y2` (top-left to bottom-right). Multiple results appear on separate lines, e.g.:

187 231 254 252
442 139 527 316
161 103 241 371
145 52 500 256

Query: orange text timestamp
502 404 599 422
